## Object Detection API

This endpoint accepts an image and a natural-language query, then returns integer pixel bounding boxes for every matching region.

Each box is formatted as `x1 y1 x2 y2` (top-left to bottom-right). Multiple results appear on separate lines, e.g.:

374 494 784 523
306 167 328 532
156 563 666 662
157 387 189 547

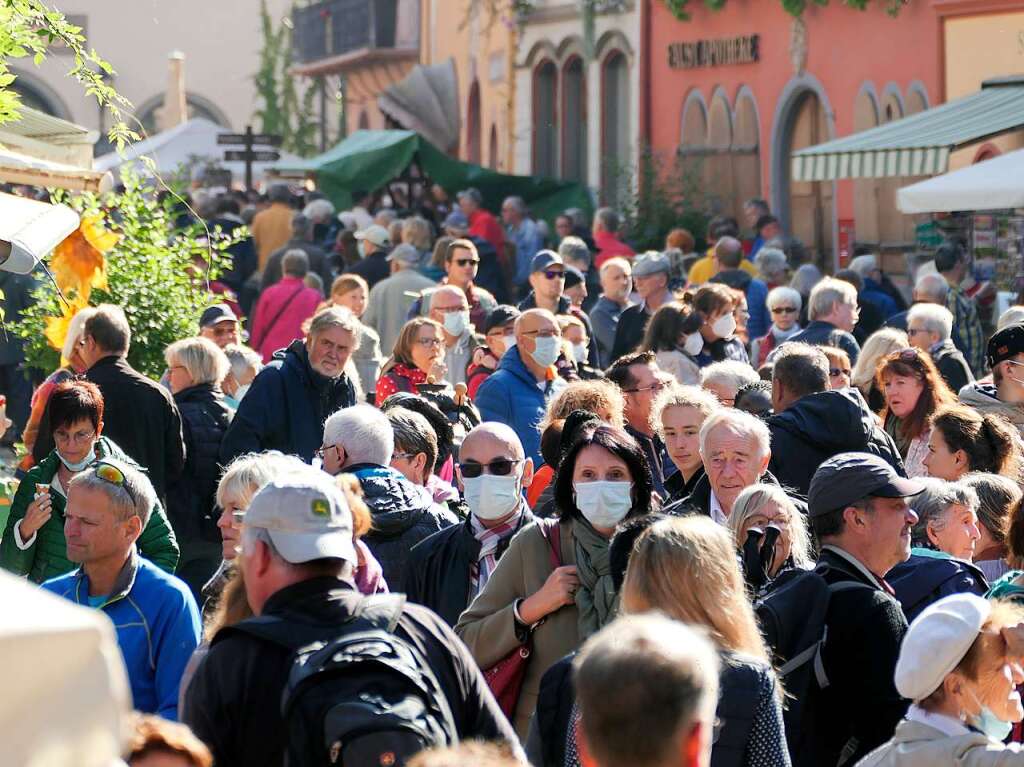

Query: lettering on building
667 35 760 69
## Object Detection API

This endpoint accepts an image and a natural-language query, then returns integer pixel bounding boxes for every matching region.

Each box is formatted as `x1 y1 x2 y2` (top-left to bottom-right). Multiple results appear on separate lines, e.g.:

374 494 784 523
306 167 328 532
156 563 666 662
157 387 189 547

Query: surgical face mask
711 313 737 339
57 449 94 473
966 685 1014 742
530 335 561 368
463 473 522 521
357 240 367 259
572 342 589 364
442 309 470 337
503 333 517 351
574 480 633 529
683 332 704 356
234 383 251 402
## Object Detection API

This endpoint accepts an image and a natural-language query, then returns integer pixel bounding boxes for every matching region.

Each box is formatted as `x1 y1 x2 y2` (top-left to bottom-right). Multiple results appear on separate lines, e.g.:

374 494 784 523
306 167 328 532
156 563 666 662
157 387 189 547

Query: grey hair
910 477 979 549
216 450 308 511
559 236 592 268
599 256 631 277
789 263 823 296
594 207 620 233
914 272 949 304
223 343 263 381
85 304 131 355
387 407 438 476
502 195 526 214
69 461 155 528
302 198 335 223
698 409 771 462
308 306 361 348
62 307 97 360
807 277 858 322
715 236 744 268
652 384 720 438
848 254 878 279
290 212 311 236
700 360 759 394
323 403 394 467
268 184 291 203
282 248 309 277
766 285 802 312
755 248 789 282
165 336 230 385
728 483 813 568
908 303 953 341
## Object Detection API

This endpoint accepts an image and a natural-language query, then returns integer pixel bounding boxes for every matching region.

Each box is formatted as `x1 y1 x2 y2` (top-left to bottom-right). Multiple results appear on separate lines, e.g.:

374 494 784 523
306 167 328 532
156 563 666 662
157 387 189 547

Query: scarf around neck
572 517 619 639
469 505 524 595
770 324 802 343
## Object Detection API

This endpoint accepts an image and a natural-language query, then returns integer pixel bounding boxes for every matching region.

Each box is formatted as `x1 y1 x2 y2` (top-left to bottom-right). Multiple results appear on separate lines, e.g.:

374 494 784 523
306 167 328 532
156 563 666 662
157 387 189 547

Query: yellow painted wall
421 0 516 169
944 12 1024 99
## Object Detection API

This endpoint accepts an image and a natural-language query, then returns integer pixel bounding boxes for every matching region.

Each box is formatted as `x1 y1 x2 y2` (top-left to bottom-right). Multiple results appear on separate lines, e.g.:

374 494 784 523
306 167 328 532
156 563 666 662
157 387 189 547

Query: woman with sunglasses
456 424 654 738
878 348 958 478
375 317 449 402
750 286 803 367
1 380 178 584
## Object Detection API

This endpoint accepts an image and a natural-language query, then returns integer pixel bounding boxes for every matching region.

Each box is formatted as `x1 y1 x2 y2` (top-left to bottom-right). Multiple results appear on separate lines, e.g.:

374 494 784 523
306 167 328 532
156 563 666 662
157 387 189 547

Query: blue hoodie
42 551 201 720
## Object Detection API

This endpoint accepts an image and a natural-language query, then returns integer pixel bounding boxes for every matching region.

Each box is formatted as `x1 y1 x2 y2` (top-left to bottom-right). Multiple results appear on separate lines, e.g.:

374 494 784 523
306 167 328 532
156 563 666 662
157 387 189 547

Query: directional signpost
217 125 282 191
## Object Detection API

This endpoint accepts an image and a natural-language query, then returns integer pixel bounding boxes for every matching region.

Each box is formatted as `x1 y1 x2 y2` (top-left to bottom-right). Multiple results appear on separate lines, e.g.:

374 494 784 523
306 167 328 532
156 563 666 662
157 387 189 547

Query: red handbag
483 519 562 719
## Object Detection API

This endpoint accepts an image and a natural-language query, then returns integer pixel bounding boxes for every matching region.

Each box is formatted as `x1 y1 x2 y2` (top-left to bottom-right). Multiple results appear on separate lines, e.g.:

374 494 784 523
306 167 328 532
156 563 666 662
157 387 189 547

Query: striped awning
792 77 1024 182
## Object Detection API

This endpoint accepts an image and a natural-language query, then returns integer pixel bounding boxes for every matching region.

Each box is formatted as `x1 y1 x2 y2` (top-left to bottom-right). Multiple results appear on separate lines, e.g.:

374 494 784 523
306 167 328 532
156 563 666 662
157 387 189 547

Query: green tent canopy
270 129 592 223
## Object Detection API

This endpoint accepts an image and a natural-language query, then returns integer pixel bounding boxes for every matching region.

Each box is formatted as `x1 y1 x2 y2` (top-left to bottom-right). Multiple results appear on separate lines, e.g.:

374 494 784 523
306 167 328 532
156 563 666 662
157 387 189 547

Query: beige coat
455 518 580 739
856 720 1024 766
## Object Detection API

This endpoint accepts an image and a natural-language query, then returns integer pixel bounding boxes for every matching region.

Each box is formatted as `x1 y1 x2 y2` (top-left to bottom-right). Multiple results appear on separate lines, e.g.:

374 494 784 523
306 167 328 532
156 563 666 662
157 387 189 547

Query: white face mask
574 480 633 529
57 449 94 473
683 332 704 356
443 309 470 337
572 342 589 364
463 472 522 521
711 313 737 339
530 335 561 368
503 333 517 351
234 383 251 401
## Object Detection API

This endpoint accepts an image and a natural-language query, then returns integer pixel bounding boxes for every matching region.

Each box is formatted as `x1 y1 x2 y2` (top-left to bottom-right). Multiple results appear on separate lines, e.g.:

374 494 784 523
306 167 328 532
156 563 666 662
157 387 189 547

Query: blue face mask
968 687 1014 742
57 449 94 473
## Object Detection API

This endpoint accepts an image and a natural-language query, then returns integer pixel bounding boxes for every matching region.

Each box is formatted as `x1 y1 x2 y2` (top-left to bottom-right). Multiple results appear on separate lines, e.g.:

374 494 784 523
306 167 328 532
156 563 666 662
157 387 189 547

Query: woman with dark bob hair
456 423 654 738
0 380 178 583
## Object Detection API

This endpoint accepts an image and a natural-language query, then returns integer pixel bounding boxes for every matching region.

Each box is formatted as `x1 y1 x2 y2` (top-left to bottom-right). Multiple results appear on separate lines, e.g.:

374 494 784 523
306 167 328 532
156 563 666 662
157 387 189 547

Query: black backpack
223 593 459 766
755 565 871 767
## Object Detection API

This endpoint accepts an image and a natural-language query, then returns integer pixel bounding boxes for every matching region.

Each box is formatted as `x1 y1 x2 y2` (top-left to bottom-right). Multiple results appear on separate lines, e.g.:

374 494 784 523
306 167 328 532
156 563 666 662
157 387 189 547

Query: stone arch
906 81 930 115
9 67 72 120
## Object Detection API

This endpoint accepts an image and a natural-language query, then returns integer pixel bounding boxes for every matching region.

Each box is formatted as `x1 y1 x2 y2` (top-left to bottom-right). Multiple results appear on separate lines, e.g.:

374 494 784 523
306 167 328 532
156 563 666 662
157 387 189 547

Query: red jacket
593 230 635 268
250 277 322 362
469 209 505 257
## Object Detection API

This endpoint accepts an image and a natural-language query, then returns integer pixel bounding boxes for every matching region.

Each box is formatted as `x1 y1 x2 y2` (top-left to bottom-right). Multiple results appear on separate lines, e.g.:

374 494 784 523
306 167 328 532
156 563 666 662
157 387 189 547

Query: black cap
563 266 584 288
482 305 521 335
808 452 924 518
987 323 1024 368
199 304 238 329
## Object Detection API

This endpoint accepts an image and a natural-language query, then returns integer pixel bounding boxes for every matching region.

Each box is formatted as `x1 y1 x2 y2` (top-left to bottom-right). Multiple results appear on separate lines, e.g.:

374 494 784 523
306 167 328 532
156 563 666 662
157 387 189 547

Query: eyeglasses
416 337 444 348
54 428 96 445
453 258 479 267
392 452 417 461
623 380 667 394
771 306 797 315
459 459 521 478
829 368 851 378
522 330 560 339
315 444 342 460
542 270 565 281
907 328 927 336
94 462 136 505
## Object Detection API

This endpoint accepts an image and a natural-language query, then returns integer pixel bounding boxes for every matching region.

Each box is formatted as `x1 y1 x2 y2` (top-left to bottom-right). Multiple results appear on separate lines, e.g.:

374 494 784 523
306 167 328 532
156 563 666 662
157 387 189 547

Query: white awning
897 148 1024 214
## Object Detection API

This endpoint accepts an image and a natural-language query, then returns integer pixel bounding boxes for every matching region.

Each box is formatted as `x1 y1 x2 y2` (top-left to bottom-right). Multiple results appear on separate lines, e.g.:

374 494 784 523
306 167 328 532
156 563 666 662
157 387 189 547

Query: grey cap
354 224 390 247
443 210 470 231
632 251 671 278
387 243 421 266
808 452 925 518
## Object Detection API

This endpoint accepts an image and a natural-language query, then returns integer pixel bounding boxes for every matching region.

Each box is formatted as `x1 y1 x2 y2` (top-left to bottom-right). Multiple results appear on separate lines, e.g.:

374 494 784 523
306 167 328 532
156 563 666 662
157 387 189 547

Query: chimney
160 51 188 131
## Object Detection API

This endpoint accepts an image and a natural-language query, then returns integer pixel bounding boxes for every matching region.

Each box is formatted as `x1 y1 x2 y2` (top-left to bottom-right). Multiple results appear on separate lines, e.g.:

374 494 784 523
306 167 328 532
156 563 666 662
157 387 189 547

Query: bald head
715 236 744 269
515 308 559 339
429 285 469 313
462 422 526 461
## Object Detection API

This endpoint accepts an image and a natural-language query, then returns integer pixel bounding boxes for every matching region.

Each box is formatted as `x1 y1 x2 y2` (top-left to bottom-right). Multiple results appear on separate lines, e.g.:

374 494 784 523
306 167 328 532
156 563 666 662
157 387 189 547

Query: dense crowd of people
8 184 1024 767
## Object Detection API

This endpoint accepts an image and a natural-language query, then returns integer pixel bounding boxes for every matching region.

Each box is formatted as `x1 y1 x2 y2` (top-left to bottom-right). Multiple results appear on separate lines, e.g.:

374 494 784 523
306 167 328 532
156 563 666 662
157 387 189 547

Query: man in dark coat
610 251 675 363
208 195 257 295
768 343 905 496
907 303 974 395
788 276 861 364
342 224 391 288
259 212 333 292
321 403 456 593
805 453 923 766
79 305 185 501
220 307 358 463
407 423 534 626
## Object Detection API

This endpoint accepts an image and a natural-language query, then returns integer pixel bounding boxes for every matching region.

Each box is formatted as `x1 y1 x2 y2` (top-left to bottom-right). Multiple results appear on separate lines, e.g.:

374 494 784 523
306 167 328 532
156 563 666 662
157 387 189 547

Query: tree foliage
0 0 137 147
16 171 237 379
663 0 906 20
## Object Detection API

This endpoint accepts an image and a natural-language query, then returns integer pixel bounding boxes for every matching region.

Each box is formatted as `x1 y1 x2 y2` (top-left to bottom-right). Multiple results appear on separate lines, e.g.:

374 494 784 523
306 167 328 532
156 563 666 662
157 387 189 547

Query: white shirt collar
709 491 728 526
905 704 970 737
821 544 887 590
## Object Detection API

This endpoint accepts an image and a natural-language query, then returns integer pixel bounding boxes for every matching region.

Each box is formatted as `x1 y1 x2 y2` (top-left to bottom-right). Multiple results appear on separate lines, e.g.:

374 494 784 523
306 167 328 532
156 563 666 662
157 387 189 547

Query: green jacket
0 437 180 583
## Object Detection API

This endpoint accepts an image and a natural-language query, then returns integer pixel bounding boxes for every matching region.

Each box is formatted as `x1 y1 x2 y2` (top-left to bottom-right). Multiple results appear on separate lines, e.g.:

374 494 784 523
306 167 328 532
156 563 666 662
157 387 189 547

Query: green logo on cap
311 498 330 518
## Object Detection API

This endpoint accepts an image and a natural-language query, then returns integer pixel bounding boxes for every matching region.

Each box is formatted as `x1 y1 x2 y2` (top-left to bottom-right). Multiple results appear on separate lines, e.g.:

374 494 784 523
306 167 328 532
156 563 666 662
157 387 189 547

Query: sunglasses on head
771 306 797 315
898 347 922 361
459 458 521 478
542 269 564 280
95 462 137 505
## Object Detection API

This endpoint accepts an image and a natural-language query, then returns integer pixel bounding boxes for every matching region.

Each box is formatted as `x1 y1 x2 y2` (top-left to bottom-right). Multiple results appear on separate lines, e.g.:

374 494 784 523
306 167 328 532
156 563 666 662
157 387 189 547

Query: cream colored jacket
857 720 1024 766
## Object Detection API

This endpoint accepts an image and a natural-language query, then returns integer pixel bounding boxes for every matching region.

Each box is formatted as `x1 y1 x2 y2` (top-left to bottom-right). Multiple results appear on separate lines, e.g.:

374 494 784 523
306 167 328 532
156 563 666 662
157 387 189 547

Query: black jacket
351 464 459 594
208 215 256 293
343 249 390 288
610 302 649 362
887 551 988 623
930 338 974 395
167 384 232 545
182 577 519 767
768 389 906 496
663 466 705 506
260 238 334 292
220 340 356 463
663 469 807 518
813 548 908 767
406 508 534 626
85 355 185 499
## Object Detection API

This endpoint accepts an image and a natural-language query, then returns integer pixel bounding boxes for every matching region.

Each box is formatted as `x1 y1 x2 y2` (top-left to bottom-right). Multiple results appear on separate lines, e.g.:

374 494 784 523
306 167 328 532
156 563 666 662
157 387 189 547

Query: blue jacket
220 339 356 463
43 552 201 720
475 346 561 465
887 548 988 623
862 277 899 319
710 268 771 340
788 320 861 364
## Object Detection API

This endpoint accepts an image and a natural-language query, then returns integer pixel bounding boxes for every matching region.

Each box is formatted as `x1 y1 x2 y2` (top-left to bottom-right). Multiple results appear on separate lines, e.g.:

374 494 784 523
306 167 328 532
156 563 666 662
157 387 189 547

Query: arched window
562 56 587 183
706 90 733 215
135 94 230 135
601 51 630 205
533 60 558 177
852 87 881 245
467 80 481 165
732 90 761 224
786 90 834 269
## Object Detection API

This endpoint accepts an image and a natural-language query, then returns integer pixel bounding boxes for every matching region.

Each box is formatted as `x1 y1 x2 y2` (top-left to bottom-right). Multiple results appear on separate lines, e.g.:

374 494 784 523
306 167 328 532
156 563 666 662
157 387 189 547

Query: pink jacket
250 276 322 362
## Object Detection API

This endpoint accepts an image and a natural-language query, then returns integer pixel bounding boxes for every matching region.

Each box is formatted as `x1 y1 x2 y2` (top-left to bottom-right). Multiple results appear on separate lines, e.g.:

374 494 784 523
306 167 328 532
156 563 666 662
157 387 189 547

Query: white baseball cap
244 473 356 565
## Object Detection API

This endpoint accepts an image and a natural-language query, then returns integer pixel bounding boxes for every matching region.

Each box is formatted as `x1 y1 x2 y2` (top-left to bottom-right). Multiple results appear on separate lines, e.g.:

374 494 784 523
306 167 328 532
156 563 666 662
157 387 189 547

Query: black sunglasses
771 306 797 315
454 258 479 267
543 269 565 280
459 459 521 478
829 367 851 378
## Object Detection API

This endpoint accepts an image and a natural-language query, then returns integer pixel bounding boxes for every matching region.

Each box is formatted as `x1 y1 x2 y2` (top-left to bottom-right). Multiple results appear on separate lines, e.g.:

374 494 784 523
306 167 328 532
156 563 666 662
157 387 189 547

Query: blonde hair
652 383 720 438
540 379 626 431
215 451 303 511
622 516 770 660
165 336 230 385
383 317 444 371
728 484 813 568
851 327 908 394
402 216 433 252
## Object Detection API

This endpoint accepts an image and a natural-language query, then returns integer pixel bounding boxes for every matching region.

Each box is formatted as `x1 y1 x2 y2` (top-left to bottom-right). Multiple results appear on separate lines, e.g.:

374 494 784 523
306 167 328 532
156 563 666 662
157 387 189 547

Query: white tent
897 148 1024 214
0 571 130 767
94 117 302 185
